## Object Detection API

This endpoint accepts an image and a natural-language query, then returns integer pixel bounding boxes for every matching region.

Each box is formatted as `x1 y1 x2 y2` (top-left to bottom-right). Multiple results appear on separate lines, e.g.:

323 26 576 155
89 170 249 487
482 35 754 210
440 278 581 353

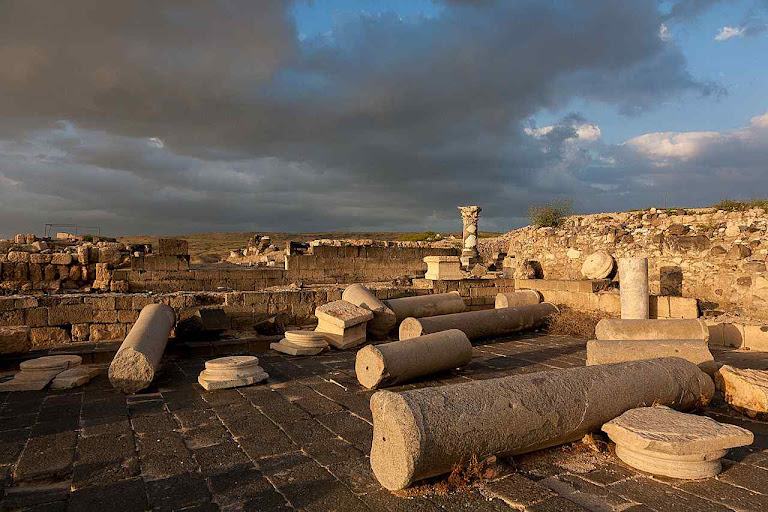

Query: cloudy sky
1 0 767 237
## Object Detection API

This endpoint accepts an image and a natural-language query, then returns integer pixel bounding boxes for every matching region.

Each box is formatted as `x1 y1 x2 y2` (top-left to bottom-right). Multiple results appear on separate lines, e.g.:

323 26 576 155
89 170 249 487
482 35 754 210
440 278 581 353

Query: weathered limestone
341 284 397 336
198 355 268 390
355 329 472 389
494 290 542 309
619 257 649 319
715 366 768 417
399 302 558 340
271 330 329 356
602 406 753 479
0 355 82 391
109 303 175 393
458 205 482 267
51 367 100 390
383 291 466 323
370 358 714 490
314 300 373 349
581 251 615 279
423 256 463 281
595 318 709 342
587 339 716 375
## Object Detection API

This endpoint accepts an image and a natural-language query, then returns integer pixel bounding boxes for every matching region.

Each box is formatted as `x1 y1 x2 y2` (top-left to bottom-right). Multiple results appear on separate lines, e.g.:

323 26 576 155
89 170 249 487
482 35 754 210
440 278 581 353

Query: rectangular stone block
30 327 71 348
84 296 117 309
158 238 189 256
51 253 73 265
71 324 90 342
90 323 126 342
0 326 30 354
743 324 768 352
47 304 93 325
24 308 49 327
669 296 699 319
0 310 24 326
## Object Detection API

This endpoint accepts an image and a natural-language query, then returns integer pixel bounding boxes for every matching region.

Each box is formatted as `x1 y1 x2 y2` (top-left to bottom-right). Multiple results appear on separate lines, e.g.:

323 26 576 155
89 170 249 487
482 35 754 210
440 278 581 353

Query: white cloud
524 123 601 141
659 23 671 41
715 26 745 41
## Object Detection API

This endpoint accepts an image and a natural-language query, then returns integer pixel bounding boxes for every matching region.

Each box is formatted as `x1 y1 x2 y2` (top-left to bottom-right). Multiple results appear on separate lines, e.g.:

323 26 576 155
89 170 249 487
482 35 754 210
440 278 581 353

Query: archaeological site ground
1 205 767 511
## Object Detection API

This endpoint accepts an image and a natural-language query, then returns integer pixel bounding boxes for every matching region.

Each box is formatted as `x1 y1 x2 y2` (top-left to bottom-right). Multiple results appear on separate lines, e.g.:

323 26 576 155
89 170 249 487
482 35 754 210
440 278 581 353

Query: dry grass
545 307 607 339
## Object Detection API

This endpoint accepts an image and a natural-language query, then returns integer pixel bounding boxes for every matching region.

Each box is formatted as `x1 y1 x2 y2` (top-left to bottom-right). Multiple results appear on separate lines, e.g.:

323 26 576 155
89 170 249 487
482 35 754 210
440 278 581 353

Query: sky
1 0 767 237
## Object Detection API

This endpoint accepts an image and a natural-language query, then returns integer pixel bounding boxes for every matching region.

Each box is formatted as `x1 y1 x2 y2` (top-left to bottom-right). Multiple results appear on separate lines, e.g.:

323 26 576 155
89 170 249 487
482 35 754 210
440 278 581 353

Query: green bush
712 198 768 212
529 200 572 228
396 231 443 242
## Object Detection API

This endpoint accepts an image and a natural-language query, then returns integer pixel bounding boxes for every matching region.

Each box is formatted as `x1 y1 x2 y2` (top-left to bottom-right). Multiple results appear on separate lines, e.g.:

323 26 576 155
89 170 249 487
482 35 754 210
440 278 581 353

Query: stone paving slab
0 334 766 510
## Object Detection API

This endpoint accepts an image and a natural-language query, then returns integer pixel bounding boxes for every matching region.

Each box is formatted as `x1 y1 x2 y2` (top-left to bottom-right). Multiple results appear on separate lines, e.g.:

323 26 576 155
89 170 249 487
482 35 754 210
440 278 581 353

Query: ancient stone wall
488 207 768 320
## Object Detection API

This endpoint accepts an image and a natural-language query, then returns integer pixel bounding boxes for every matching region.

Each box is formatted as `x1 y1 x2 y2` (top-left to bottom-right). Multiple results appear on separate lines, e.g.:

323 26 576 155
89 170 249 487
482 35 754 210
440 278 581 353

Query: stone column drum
458 205 482 267
369 358 714 490
399 302 559 340
595 318 709 341
109 303 176 393
494 290 542 309
619 257 649 319
355 329 472 389
383 292 466 323
342 284 397 336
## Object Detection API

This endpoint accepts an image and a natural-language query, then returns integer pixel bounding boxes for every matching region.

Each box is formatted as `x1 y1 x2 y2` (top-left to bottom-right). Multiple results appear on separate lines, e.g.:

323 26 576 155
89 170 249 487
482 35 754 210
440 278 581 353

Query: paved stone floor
1 333 767 511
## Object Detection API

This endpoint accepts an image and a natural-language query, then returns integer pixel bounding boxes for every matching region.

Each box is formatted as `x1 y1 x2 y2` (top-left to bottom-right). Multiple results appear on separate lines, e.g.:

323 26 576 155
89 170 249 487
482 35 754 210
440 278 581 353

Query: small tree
529 200 572 228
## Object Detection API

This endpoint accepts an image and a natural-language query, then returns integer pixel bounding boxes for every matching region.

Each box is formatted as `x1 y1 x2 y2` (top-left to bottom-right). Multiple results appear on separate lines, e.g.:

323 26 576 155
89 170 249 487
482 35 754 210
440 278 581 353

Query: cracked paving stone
257 451 334 489
238 430 296 460
0 482 70 511
135 431 198 480
482 473 556 508
13 431 77 483
181 423 231 450
281 418 336 446
315 411 373 452
206 465 277 508
172 408 219 430
327 455 379 494
609 477 732 512
130 413 177 435
718 462 768 495
676 476 768 511
72 431 139 489
145 472 212 512
579 462 638 486
192 439 253 476
0 441 24 466
362 490 442 512
79 418 132 438
276 384 344 417
281 477 369 512
69 477 148 512
526 495 591 511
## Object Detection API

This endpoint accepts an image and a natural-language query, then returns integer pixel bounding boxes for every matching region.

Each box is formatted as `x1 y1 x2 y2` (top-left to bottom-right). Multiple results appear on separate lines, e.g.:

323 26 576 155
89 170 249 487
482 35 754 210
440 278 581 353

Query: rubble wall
489 208 768 320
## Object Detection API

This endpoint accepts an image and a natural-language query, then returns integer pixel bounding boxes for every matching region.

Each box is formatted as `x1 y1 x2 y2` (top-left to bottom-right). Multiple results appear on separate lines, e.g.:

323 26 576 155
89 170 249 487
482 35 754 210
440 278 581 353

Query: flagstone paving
1 333 766 511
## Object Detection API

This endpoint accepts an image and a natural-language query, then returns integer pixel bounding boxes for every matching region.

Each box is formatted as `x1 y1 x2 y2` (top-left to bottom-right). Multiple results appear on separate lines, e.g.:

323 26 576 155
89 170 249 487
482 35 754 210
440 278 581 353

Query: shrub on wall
529 200 572 228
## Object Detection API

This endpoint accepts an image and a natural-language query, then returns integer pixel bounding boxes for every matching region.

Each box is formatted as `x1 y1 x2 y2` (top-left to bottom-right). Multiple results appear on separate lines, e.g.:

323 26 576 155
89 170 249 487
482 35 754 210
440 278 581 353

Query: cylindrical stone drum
595 318 708 342
342 284 397 336
494 290 542 309
355 329 472 389
619 257 649 319
383 292 466 323
109 304 176 393
399 302 558 340
370 358 714 490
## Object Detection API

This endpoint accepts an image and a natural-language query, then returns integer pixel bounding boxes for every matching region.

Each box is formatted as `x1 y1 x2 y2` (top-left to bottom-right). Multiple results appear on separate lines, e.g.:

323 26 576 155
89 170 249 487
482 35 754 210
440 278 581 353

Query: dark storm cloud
0 0 721 236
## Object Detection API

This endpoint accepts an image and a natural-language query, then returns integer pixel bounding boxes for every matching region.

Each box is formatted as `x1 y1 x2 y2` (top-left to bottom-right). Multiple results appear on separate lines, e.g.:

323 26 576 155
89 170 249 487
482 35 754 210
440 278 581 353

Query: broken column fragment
715 366 768 417
109 303 175 394
0 355 82 391
581 251 615 280
423 256 463 280
494 290 542 309
341 284 397 336
383 291 466 323
314 300 373 349
602 406 753 479
355 329 472 389
399 302 558 340
370 358 714 490
271 330 329 356
198 355 268 391
595 318 708 341
587 339 716 375
619 257 649 319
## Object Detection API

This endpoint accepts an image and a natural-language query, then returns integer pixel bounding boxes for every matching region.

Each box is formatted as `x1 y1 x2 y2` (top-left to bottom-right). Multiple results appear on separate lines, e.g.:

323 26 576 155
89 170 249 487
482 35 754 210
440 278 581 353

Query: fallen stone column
619 257 649 319
587 339 716 375
399 302 558 340
383 292 465 323
370 358 714 490
595 318 708 341
342 284 397 336
355 329 472 389
109 303 175 393
494 290 542 309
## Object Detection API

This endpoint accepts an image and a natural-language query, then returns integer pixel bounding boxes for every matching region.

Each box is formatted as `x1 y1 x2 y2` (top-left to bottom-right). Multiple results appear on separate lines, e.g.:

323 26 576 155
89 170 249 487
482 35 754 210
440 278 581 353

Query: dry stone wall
489 207 768 320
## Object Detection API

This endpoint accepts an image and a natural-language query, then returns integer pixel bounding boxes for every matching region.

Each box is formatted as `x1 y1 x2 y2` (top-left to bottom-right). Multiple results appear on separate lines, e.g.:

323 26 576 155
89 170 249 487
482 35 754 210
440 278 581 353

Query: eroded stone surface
284 330 329 348
716 365 768 417
20 355 82 372
50 366 100 390
315 300 373 329
198 355 269 390
602 406 753 478
581 251 615 280
270 340 326 356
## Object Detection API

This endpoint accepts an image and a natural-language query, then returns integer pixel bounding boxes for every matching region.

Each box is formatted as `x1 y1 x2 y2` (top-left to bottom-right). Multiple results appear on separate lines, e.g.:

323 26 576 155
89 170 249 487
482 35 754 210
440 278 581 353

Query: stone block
23 308 49 327
743 324 768 351
14 263 28 281
7 251 30 263
668 296 699 319
0 309 24 326
423 256 463 280
99 246 123 264
715 365 768 417
30 327 71 348
71 324 90 341
158 238 189 256
0 326 31 353
47 304 93 325
602 406 753 479
90 323 127 342
29 253 51 264
51 253 73 265
587 338 716 374
77 245 90 264
85 296 117 309
118 309 140 323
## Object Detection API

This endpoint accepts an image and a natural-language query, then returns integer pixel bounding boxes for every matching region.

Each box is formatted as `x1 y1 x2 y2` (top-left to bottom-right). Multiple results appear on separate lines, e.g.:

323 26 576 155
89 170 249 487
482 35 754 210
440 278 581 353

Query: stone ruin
1 204 767 510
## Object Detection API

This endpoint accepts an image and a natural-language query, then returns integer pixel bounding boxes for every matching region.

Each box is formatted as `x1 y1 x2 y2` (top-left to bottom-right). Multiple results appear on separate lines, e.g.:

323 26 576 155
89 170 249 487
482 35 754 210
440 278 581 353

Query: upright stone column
619 257 649 319
458 205 482 268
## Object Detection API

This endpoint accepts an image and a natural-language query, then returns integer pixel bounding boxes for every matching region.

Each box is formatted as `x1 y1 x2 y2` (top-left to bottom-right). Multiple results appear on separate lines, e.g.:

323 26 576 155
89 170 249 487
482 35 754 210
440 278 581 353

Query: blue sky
1 0 767 236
